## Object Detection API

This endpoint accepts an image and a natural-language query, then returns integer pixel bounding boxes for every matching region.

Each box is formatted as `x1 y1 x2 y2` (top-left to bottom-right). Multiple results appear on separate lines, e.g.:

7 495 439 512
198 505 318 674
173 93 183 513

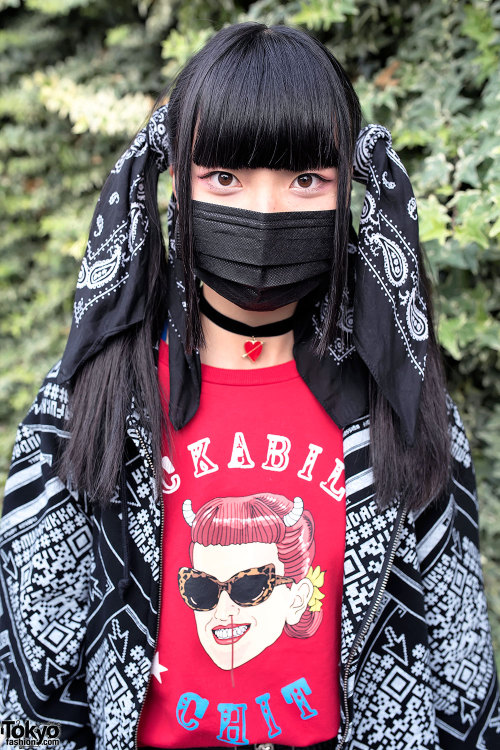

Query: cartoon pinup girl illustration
178 493 324 670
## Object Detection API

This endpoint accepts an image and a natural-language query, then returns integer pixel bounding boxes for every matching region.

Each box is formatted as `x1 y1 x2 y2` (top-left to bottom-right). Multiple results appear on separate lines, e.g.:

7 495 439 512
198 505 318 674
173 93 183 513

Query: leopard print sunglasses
178 562 295 611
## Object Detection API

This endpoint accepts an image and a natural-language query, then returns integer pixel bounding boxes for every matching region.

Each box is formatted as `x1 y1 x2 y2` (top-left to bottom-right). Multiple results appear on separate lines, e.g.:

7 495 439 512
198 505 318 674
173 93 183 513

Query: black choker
199 294 296 362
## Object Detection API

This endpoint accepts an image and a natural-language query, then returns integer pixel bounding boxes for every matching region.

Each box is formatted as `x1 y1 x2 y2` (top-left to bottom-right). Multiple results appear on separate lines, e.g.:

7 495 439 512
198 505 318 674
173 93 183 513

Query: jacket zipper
133 430 164 750
337 504 408 749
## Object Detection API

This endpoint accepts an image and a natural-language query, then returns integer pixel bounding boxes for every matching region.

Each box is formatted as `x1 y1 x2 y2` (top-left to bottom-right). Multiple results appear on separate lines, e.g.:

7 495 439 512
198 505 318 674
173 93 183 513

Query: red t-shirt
137 340 346 747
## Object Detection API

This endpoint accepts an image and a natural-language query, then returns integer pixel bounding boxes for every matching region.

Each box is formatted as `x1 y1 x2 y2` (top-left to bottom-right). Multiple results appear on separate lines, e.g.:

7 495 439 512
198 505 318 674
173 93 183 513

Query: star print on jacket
150 651 168 684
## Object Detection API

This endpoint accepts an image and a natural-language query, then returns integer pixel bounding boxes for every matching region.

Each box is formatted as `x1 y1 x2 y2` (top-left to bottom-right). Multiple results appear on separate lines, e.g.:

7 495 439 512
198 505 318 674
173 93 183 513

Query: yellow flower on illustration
306 565 326 612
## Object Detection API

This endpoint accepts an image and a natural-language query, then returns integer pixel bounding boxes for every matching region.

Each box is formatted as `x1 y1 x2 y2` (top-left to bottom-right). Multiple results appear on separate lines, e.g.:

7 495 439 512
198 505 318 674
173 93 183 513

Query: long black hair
61 22 450 510
168 23 360 354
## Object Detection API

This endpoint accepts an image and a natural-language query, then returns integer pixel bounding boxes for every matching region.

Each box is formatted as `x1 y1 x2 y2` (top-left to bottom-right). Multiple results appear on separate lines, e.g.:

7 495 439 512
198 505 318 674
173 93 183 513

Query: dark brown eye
217 172 233 186
297 174 313 188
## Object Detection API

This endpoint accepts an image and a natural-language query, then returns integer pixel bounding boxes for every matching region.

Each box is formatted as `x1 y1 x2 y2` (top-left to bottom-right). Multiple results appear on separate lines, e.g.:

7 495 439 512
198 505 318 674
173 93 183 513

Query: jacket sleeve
0 364 96 749
415 394 500 749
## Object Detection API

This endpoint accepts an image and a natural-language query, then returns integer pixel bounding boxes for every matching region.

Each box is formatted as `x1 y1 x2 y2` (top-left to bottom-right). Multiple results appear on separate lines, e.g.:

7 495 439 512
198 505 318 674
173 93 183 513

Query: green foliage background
1 0 499 662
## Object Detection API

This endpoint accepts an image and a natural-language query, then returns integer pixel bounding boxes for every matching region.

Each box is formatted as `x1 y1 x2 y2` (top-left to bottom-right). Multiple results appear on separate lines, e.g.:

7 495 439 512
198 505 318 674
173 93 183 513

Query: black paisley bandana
352 125 428 439
57 105 170 383
57 108 428 445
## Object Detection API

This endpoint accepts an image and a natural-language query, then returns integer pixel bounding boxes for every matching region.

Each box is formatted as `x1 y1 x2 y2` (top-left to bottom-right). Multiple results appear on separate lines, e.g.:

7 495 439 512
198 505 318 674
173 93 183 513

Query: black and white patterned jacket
0 364 499 750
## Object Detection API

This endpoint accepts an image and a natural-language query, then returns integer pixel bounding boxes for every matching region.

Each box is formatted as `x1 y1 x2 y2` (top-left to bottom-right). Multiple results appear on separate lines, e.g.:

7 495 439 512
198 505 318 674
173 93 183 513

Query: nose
214 590 240 621
252 189 281 214
250 175 282 213
253 196 280 213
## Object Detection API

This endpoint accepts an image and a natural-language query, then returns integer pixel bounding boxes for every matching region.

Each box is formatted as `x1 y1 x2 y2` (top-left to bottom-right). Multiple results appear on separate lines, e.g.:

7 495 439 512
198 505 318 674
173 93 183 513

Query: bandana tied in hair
58 108 428 445
58 105 170 383
351 125 428 442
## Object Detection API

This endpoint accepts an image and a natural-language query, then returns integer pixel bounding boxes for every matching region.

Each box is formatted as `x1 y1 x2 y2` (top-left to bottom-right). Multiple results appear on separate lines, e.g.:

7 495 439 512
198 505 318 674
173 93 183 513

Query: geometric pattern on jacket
0 365 499 749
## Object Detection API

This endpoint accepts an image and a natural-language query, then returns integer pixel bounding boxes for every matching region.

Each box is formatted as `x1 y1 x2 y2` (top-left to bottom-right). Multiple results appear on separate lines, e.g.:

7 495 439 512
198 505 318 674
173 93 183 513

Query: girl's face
191 165 338 213
191 541 313 670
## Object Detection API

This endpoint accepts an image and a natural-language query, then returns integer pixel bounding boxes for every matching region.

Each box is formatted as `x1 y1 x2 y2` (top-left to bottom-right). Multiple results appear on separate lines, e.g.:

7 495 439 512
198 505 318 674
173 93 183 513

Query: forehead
192 542 282 580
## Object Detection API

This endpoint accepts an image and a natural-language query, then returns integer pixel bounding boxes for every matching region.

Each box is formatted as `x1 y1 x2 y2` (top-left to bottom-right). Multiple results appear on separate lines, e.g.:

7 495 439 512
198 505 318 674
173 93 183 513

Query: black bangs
192 29 342 171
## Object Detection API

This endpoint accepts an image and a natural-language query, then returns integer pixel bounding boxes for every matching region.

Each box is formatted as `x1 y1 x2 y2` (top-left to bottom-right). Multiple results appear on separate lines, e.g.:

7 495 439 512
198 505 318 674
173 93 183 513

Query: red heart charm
243 340 263 362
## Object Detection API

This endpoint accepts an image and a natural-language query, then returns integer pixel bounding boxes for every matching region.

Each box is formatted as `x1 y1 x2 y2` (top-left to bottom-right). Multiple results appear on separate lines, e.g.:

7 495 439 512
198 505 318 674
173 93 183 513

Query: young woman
0 21 498 750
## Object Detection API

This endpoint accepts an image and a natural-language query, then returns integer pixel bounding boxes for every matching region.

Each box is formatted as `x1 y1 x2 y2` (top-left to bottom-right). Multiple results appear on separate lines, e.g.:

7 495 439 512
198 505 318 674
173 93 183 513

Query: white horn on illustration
283 497 304 527
182 499 195 527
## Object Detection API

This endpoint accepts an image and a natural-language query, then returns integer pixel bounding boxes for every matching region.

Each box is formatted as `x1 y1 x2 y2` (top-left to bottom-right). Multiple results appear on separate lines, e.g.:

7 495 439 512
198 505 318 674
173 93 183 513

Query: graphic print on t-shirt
178 492 324 671
137 341 346 748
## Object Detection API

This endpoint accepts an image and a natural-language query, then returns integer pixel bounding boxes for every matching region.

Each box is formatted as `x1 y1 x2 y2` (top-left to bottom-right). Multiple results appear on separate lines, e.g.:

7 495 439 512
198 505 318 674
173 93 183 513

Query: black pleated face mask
191 200 336 311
